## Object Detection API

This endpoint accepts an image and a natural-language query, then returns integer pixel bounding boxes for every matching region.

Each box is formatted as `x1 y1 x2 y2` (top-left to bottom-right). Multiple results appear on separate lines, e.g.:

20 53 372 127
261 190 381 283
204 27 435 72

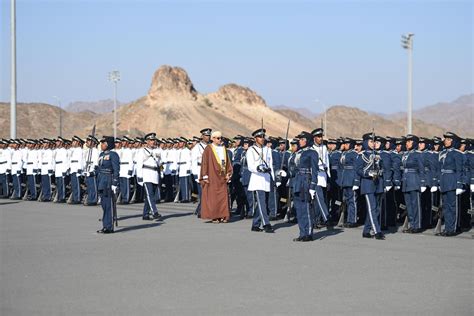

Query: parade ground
1 200 472 315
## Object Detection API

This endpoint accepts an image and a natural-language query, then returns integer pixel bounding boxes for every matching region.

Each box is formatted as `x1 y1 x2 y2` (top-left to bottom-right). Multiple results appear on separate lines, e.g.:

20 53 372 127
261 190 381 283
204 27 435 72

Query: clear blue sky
0 0 472 113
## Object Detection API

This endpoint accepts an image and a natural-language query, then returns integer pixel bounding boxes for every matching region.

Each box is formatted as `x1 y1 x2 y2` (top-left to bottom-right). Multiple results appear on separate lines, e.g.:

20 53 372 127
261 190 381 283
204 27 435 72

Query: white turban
211 131 222 138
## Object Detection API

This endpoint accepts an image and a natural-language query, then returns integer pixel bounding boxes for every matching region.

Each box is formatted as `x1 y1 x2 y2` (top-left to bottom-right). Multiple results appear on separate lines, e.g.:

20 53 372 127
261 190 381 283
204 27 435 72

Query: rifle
112 189 118 227
434 195 443 235
276 120 290 184
83 125 96 205
337 199 346 227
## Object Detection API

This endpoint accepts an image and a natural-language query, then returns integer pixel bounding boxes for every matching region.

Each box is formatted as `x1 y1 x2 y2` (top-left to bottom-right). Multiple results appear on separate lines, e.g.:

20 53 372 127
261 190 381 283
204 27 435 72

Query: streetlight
53 96 62 137
315 99 327 137
401 33 414 134
10 0 17 138
108 70 120 139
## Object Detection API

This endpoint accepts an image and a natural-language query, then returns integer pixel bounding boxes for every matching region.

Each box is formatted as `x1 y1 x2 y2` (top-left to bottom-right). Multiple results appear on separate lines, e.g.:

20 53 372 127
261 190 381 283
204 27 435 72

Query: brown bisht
199 144 233 220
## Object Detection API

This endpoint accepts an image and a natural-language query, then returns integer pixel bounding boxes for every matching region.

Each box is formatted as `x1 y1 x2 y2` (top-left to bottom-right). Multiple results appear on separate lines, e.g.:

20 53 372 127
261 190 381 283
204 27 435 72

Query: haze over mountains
0 65 472 139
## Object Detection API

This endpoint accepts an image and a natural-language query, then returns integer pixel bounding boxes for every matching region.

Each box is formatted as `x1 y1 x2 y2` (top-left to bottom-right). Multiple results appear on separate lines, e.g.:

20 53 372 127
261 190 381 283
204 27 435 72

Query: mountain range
0 65 472 139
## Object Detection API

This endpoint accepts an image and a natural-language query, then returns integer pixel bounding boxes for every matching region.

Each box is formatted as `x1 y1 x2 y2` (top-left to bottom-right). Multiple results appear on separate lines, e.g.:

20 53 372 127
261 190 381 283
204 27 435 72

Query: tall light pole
53 96 62 137
10 0 17 138
108 70 120 139
401 33 414 134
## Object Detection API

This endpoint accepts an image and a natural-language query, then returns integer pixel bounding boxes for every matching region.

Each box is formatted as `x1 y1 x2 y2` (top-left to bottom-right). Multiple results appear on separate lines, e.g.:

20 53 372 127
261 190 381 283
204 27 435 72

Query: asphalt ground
1 200 472 315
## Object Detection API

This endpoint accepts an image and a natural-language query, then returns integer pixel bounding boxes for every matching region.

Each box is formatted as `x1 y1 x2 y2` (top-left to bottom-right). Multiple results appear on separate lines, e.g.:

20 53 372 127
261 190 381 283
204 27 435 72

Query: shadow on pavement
313 228 344 240
0 201 22 206
160 212 194 221
115 222 163 233
273 221 297 231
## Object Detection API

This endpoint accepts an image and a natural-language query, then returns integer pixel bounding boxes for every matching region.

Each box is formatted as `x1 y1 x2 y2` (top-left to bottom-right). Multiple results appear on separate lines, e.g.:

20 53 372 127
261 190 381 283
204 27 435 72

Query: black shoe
263 225 274 233
96 228 114 234
374 233 385 240
293 237 303 242
443 231 457 237
142 215 153 221
411 228 423 234
362 232 373 238
344 223 357 228
153 213 162 220
269 216 277 221
84 202 97 206
251 226 263 232
402 227 412 233
10 197 22 200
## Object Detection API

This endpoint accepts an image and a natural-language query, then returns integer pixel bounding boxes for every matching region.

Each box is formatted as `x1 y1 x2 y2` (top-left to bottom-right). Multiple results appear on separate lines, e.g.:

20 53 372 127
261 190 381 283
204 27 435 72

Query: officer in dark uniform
327 138 342 223
96 136 120 234
355 133 385 240
239 138 254 218
292 132 319 242
340 138 360 227
438 132 465 236
375 136 393 230
231 135 246 216
401 134 426 233
285 138 299 222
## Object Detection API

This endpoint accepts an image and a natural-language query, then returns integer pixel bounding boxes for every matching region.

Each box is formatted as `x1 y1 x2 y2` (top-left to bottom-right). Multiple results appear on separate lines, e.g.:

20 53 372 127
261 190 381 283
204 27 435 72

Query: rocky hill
90 65 311 138
0 103 95 139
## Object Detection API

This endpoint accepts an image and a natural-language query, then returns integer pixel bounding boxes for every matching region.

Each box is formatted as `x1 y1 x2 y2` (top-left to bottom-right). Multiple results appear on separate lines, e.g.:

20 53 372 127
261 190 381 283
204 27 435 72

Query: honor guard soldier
375 136 393 230
96 136 120 234
401 134 426 233
327 138 342 223
355 133 385 240
239 137 254 218
246 128 275 233
10 140 23 199
83 135 99 205
118 137 134 204
136 133 162 221
54 137 69 203
437 132 464 236
177 137 192 202
231 135 246 217
191 128 211 217
69 136 85 204
292 132 319 241
38 139 55 201
311 128 331 226
0 140 12 198
25 140 39 200
274 138 290 219
418 137 435 228
340 138 360 227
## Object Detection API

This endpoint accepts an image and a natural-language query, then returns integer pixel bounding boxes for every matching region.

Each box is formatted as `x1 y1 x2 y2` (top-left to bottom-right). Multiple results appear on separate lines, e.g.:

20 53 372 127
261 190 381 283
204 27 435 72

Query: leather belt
71 160 78 163
143 165 158 171
120 162 129 165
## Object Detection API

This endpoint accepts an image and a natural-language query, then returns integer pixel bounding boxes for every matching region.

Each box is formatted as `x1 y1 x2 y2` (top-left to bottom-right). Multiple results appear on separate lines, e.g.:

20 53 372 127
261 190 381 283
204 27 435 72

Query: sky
0 0 472 114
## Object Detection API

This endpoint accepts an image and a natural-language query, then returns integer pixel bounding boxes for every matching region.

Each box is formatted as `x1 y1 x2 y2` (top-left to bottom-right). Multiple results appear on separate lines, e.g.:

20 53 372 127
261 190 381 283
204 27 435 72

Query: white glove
420 186 426 193
395 186 401 190
85 172 91 177
352 185 359 191
111 185 118 194
277 170 287 177
455 188 463 195
385 186 392 192
276 182 281 187
309 189 316 199
430 186 438 193
470 184 474 192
